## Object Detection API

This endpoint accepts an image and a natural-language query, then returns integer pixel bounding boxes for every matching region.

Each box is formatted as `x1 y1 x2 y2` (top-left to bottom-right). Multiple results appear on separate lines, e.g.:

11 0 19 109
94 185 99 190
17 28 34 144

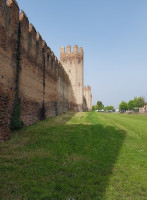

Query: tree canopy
104 106 114 111
128 97 145 110
137 97 145 108
92 96 145 113
92 105 97 111
92 101 114 112
119 101 128 111
97 101 104 110
128 100 135 110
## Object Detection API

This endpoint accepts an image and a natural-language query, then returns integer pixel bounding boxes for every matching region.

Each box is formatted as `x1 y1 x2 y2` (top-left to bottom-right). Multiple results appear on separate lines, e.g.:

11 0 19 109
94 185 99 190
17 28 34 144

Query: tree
133 96 145 109
137 97 145 108
97 101 104 110
109 106 114 111
104 106 108 111
95 104 98 110
128 100 135 110
133 97 138 108
92 105 96 111
104 106 114 111
119 101 128 111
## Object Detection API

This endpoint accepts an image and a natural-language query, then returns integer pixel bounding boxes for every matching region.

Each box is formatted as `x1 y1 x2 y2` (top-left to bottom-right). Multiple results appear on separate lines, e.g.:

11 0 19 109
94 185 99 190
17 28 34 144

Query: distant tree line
119 97 145 112
92 101 114 111
92 97 145 113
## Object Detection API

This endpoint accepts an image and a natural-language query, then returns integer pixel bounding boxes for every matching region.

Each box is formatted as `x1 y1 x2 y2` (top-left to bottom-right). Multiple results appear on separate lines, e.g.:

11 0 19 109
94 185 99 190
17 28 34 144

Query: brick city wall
0 0 76 140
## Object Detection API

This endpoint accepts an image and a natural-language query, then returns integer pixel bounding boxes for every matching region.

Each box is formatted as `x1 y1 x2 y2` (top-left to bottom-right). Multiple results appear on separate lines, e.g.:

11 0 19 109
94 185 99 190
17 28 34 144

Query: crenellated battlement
7 0 19 7
36 32 42 41
19 10 29 24
29 24 36 35
84 85 91 90
60 45 83 59
0 0 19 14
18 9 68 80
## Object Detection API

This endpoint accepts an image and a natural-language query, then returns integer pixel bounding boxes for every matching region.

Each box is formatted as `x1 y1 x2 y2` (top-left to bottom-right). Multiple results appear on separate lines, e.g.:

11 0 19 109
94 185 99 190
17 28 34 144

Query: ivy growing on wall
10 23 23 131
40 48 46 120
10 98 23 131
40 101 46 120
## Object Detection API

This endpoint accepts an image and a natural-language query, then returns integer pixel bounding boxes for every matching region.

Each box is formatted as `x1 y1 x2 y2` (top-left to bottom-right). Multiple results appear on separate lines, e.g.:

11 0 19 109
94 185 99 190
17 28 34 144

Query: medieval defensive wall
0 0 92 141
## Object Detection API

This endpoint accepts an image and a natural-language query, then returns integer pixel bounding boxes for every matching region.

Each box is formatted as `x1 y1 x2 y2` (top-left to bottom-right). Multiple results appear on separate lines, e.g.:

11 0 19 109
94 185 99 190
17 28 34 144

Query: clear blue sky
16 0 147 108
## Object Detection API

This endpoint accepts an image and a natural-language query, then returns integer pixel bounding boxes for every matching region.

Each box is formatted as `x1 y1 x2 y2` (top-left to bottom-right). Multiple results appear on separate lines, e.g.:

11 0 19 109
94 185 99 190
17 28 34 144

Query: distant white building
115 108 119 112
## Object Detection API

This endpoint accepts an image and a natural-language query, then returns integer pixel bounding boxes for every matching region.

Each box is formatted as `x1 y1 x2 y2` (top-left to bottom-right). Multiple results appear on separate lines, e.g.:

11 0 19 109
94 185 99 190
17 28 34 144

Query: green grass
0 112 147 200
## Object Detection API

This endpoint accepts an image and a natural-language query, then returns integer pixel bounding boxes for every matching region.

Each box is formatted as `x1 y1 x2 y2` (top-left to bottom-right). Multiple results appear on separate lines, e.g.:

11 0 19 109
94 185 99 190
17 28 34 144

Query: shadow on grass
0 114 126 200
50 123 126 200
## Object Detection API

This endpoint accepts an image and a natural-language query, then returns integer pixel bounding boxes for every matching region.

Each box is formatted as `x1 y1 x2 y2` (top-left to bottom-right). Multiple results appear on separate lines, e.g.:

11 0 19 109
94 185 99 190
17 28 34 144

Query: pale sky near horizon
16 0 147 108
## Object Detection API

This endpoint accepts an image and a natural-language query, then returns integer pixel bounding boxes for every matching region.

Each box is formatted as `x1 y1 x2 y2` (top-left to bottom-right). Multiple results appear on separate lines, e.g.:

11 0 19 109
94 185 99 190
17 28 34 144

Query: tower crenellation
60 45 83 59
73 45 78 54
67 45 71 54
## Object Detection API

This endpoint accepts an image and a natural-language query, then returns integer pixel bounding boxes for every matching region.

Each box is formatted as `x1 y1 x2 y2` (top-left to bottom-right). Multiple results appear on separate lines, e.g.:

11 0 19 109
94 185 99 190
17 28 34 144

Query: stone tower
83 85 92 111
60 45 84 111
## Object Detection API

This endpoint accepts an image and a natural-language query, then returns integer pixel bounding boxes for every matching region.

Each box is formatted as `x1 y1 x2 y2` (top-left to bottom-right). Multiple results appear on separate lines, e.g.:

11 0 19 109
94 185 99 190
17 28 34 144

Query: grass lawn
0 112 146 200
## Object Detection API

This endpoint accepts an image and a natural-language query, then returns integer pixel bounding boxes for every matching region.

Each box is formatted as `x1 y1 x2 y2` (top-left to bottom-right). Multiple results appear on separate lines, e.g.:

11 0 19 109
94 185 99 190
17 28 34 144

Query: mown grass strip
0 112 146 200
